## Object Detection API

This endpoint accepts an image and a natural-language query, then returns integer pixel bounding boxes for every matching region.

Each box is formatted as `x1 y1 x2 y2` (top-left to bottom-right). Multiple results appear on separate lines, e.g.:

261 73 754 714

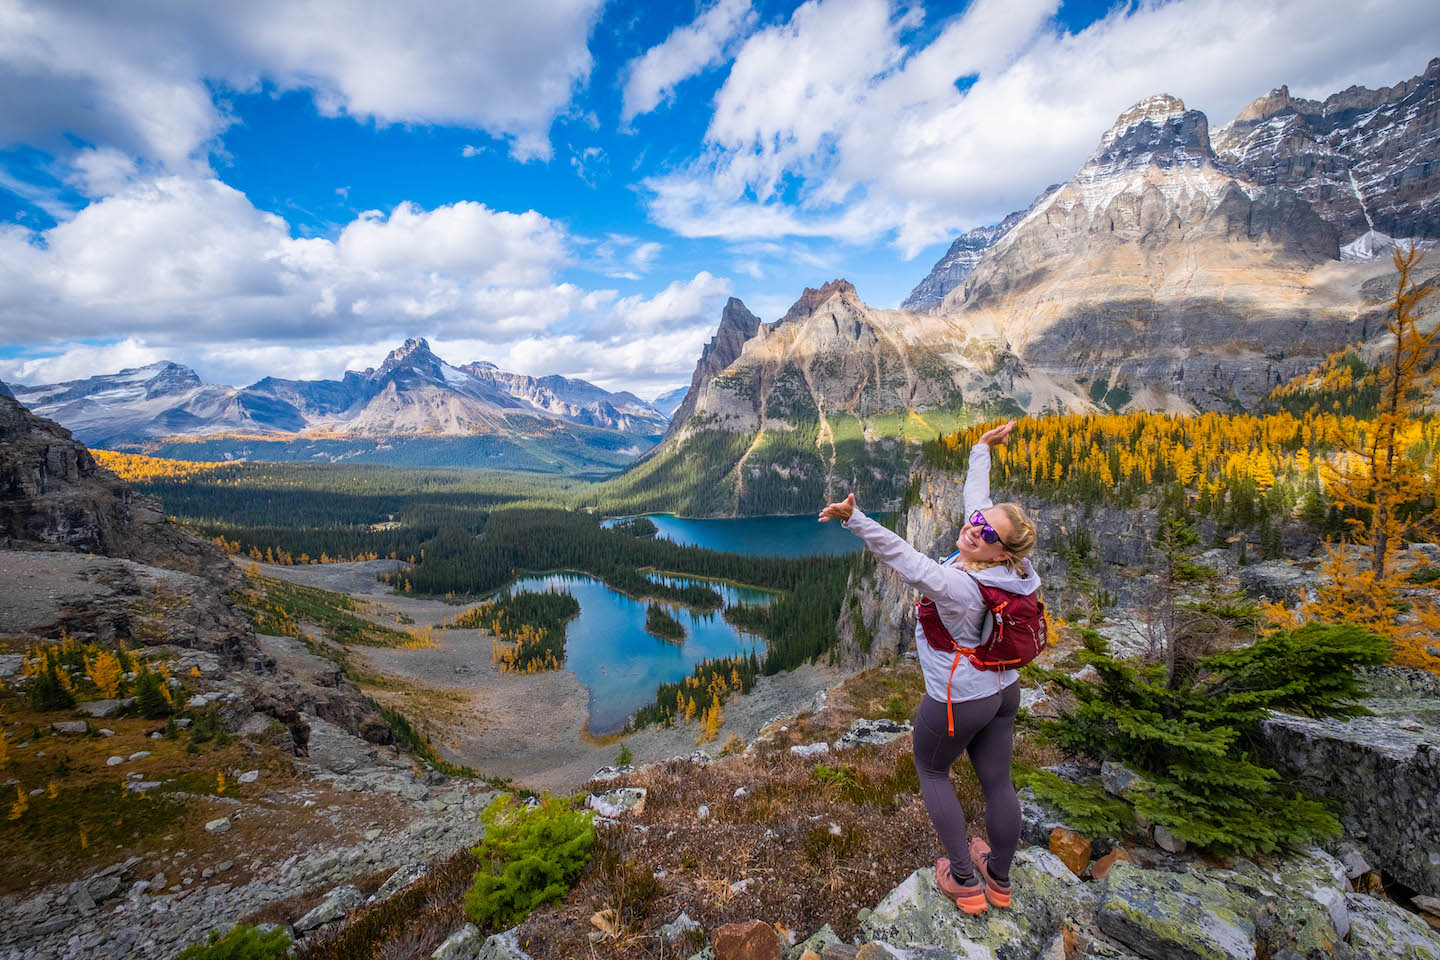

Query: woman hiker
818 420 1043 915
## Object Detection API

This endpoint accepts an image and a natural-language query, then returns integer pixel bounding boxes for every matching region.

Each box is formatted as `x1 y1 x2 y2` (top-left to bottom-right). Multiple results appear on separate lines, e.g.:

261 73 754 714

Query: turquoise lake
602 512 869 557
504 572 773 734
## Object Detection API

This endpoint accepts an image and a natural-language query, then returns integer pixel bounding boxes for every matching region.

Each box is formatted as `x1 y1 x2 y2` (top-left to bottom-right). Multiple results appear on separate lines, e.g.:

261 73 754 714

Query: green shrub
614 743 633 767
1034 623 1389 855
1012 765 1135 837
884 694 907 722
173 923 291 959
464 794 595 930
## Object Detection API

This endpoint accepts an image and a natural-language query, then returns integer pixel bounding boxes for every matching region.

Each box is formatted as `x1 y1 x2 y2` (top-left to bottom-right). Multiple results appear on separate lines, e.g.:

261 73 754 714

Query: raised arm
838 508 979 603
966 420 1016 515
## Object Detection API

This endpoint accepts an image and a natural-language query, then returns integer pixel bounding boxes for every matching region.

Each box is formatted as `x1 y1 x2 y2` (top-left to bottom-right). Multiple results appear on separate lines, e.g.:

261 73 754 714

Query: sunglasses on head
968 509 1005 546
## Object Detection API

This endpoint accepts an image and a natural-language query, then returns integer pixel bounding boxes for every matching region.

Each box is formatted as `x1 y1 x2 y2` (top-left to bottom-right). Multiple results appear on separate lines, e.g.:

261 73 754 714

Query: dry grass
303 660 1063 960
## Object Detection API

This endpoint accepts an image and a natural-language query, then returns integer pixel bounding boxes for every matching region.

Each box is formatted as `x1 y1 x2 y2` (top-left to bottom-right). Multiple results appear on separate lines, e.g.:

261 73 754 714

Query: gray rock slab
1097 861 1256 960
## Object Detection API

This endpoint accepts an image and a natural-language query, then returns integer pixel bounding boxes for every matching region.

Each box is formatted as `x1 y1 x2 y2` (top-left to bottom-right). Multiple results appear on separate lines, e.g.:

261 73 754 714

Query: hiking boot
935 858 987 914
968 838 1012 909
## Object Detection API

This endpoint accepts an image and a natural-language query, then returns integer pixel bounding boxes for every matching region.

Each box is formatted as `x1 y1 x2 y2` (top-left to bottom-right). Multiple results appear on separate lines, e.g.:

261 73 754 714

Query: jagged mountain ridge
10 340 668 463
1213 56 1440 251
908 57 1440 312
900 187 1059 313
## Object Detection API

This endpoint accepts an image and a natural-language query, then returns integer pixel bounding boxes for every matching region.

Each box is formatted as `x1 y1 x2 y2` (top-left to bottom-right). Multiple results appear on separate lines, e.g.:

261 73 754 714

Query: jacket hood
953 555 1042 596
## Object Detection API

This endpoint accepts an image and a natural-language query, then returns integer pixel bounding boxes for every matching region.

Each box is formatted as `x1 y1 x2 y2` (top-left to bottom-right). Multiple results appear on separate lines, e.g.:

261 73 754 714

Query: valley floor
247 559 845 794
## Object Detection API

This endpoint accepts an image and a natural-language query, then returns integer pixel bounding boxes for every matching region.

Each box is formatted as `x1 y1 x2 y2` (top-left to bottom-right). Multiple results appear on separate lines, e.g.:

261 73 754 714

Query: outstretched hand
818 493 856 523
978 420 1018 447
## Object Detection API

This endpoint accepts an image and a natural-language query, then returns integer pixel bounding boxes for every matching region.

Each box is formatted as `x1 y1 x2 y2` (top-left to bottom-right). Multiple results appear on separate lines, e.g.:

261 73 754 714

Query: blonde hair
959 501 1037 577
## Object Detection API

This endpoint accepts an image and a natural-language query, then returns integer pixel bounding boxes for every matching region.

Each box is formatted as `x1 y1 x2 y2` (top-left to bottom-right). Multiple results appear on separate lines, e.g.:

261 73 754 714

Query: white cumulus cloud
0 0 605 170
645 0 1439 257
620 0 758 122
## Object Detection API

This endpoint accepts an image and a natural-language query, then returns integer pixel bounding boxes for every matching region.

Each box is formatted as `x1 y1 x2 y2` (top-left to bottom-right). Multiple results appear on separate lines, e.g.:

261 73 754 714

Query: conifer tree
1276 247 1440 667
1039 622 1389 854
133 669 171 719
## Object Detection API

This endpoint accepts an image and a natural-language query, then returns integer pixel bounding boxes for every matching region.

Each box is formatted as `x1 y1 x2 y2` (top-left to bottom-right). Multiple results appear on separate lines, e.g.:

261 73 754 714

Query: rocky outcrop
1214 57 1440 247
0 393 230 577
851 843 1426 960
0 393 391 747
1260 667 1440 897
662 297 762 442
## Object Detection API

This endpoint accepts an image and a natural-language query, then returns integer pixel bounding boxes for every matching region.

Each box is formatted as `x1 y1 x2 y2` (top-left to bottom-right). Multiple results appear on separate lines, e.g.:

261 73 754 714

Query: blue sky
0 0 1433 398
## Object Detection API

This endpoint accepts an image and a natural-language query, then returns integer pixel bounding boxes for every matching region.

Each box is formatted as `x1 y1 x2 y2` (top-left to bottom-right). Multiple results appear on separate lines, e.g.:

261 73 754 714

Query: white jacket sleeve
842 509 981 607
963 442 993 516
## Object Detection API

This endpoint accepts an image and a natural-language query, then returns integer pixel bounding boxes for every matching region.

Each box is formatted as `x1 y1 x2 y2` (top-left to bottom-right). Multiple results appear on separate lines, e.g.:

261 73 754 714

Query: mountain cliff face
661 297 762 442
939 92 1395 412
1214 57 1440 253
628 64 1440 515
10 340 665 468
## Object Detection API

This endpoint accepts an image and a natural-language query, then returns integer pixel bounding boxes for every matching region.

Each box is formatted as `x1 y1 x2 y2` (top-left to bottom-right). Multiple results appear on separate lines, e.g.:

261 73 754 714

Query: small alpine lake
503 571 773 735
602 512 870 557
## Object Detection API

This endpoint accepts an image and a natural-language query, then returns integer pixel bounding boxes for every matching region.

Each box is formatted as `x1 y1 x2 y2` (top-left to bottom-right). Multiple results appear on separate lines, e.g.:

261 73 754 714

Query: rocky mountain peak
661 297 761 442
775 279 860 326
1228 85 1315 127
1082 93 1213 182
375 338 440 377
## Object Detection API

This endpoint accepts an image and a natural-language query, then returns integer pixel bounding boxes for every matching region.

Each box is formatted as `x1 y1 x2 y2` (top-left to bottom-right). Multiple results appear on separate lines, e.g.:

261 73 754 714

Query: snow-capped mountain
1214 57 1440 253
10 340 667 463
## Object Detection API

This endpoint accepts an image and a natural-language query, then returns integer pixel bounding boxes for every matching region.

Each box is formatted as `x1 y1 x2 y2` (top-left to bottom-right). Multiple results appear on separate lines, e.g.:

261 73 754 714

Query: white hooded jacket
843 442 1042 705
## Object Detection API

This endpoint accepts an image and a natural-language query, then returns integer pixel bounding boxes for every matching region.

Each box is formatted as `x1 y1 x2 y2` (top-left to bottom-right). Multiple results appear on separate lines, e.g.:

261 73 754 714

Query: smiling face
955 507 1014 564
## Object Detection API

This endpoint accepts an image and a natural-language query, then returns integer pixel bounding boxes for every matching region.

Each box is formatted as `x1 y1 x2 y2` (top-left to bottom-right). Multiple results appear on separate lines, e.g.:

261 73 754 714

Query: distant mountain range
605 57 1440 516
9 339 670 472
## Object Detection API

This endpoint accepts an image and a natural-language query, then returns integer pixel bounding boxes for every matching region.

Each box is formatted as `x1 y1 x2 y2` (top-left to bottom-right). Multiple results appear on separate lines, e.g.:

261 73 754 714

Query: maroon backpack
916 572 1047 734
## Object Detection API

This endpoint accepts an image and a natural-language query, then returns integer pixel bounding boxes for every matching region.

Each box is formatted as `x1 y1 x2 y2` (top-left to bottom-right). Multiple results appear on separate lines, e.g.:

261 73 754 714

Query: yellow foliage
91 650 124 699
45 782 58 800
7 786 27 821
216 771 226 794
91 449 229 483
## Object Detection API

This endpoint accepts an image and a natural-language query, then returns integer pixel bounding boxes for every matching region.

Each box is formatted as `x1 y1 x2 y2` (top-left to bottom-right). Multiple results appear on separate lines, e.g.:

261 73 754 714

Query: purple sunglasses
968 509 1006 546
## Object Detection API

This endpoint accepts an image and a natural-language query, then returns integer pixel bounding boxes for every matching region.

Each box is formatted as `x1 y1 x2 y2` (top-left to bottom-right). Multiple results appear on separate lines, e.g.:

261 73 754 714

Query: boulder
1153 825 1186 854
833 719 912 751
50 721 88 735
204 817 231 834
1049 827 1093 875
1345 893 1440 959
794 924 843 956
659 912 704 944
589 764 635 782
476 928 534 960
76 698 133 717
370 863 428 904
585 787 646 818
432 923 481 960
790 743 830 757
1097 861 1255 960
711 919 781 960
1238 561 1315 603
860 847 1095 959
294 884 364 933
1090 849 1132 881
1260 687 1440 897
1101 761 1142 799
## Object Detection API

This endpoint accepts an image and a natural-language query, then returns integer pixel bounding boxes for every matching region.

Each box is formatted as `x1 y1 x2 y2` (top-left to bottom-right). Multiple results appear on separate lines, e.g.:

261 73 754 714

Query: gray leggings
911 683 1021 881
